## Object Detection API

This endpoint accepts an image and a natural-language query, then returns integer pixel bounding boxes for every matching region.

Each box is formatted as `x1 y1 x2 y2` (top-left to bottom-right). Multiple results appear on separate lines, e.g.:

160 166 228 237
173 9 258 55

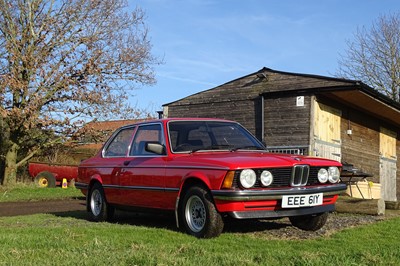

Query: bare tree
0 0 160 185
337 13 400 102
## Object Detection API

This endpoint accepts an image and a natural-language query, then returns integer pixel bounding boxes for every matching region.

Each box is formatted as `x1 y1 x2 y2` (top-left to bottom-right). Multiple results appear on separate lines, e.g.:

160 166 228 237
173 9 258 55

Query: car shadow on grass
53 208 290 235
223 218 290 233
53 209 178 231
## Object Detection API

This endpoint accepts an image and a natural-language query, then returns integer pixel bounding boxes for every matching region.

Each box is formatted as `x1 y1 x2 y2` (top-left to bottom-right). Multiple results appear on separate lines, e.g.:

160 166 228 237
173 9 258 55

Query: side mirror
145 142 165 155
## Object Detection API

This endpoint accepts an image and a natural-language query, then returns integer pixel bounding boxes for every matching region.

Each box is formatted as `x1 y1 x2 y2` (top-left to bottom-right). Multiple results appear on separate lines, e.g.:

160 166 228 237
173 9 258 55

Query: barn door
312 101 341 162
379 127 397 201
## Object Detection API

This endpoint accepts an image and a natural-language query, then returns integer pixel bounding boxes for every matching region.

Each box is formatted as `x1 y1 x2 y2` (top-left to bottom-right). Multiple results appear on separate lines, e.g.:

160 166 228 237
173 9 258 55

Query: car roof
119 118 235 129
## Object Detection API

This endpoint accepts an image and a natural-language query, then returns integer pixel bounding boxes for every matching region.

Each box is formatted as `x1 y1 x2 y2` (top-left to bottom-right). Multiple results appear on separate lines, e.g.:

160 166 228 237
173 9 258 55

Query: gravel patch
224 212 388 239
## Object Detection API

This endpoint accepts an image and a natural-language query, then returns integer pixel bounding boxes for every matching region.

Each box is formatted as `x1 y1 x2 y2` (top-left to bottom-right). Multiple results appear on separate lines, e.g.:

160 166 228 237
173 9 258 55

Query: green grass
0 212 399 265
0 183 83 202
0 185 399 265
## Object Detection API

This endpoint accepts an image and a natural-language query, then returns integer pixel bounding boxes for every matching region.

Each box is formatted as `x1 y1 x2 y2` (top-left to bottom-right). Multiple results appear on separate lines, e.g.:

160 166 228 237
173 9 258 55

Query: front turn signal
221 171 235 189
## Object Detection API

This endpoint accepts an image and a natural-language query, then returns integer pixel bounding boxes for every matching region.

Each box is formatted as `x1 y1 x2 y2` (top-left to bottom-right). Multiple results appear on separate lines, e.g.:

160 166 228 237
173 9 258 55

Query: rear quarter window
103 127 135 157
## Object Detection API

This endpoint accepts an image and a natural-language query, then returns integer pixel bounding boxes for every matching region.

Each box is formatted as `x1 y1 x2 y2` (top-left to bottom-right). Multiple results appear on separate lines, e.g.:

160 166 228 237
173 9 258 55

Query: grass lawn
0 184 399 265
0 183 83 202
0 213 399 265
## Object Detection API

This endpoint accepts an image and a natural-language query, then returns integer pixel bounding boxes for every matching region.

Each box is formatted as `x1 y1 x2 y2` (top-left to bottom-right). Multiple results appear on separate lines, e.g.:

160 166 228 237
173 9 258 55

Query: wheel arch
175 176 213 229
88 174 103 190
180 176 210 197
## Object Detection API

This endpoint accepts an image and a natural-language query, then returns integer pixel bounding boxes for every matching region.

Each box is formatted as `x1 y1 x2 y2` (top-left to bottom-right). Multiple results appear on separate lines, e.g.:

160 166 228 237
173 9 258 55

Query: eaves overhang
323 89 400 128
260 83 400 128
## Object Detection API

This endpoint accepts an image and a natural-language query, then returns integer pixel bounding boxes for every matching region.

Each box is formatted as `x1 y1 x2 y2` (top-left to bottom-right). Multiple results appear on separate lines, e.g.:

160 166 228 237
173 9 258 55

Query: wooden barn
162 67 400 204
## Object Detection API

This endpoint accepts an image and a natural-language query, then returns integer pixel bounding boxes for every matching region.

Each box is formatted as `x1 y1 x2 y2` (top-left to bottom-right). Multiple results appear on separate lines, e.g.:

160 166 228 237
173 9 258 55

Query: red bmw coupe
76 118 346 238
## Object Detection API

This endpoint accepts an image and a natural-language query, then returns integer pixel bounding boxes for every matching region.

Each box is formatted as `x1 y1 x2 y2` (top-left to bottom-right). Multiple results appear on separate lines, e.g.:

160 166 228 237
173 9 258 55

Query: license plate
282 193 323 208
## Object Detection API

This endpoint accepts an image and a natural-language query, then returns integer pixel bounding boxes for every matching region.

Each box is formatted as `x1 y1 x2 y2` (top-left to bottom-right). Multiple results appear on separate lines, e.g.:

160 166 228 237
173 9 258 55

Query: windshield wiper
190 145 233 153
230 146 266 152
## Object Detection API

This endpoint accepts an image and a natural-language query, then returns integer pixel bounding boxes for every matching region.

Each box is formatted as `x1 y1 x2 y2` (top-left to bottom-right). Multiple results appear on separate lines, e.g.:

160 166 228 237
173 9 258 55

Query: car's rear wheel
180 186 224 238
88 183 114 222
289 212 328 231
34 172 56 188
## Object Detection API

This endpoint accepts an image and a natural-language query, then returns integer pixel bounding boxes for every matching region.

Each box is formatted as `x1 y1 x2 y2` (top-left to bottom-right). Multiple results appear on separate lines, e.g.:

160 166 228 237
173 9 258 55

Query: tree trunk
3 143 19 186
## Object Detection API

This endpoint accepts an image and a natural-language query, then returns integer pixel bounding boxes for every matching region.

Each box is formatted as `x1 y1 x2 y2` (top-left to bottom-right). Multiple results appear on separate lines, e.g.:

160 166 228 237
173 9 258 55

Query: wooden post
335 196 385 216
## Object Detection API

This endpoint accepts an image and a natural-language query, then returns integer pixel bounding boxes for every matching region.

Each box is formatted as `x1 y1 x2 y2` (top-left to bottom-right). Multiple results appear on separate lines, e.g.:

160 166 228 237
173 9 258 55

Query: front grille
291 165 309 186
233 166 325 188
255 168 292 186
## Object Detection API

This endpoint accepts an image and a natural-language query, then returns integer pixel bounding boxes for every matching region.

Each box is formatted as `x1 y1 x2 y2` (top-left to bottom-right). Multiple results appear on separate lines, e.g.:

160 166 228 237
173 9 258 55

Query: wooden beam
335 196 385 216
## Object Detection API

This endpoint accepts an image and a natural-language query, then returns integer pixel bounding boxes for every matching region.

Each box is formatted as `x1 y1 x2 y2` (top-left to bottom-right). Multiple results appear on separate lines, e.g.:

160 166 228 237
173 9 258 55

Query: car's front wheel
289 212 328 231
88 183 114 222
180 186 224 238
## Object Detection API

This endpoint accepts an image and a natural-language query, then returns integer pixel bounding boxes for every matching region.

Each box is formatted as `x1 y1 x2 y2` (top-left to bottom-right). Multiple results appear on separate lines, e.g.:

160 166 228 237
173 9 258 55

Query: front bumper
211 183 347 201
211 183 346 219
228 204 335 219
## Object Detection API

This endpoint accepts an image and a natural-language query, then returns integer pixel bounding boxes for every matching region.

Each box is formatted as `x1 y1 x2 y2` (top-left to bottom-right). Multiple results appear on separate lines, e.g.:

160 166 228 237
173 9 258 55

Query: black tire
87 183 114 222
180 186 224 238
289 212 329 231
34 171 56 188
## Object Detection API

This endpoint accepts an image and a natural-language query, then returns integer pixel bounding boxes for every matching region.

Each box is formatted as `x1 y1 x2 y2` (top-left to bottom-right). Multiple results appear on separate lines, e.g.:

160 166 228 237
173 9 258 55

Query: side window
130 124 163 156
104 127 135 157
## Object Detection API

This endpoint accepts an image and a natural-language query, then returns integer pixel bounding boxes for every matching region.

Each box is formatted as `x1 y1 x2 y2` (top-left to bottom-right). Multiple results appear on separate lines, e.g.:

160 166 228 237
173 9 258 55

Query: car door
99 126 136 204
119 123 167 208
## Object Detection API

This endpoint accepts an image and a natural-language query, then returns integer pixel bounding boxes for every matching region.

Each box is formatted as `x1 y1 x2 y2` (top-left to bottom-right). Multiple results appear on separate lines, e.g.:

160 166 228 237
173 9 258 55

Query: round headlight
260 170 273 187
328 167 340 183
318 168 328 183
239 169 256 188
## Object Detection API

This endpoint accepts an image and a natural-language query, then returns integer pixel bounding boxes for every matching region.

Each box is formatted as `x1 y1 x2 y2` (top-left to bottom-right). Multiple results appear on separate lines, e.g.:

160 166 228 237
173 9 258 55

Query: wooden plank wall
312 101 343 161
338 102 384 183
263 95 311 147
316 96 399 201
397 138 400 200
380 127 397 159
313 102 342 144
378 127 397 201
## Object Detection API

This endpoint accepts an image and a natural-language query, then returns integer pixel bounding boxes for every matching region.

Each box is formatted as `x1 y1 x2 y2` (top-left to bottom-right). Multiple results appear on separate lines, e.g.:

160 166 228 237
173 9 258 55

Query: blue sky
130 0 399 113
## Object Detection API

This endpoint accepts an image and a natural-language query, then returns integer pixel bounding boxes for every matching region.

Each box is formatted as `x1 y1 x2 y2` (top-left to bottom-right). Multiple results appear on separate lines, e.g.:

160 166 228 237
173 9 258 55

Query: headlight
328 167 340 183
239 169 256 188
260 170 273 187
318 168 328 183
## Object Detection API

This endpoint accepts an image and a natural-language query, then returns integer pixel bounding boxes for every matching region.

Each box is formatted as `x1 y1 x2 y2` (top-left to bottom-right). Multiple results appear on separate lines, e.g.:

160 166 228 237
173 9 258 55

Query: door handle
123 160 131 166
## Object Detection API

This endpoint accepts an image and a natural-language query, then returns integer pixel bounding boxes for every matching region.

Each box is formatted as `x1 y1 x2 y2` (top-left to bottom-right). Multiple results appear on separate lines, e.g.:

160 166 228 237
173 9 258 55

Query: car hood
171 151 341 170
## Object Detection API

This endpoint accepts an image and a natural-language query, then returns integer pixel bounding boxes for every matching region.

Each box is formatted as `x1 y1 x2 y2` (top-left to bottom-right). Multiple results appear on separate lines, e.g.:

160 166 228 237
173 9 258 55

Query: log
335 196 385 216
385 201 399 210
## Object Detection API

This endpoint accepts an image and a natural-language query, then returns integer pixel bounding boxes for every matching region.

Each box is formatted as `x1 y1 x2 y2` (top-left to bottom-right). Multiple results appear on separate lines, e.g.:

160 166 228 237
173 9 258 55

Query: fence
265 146 308 155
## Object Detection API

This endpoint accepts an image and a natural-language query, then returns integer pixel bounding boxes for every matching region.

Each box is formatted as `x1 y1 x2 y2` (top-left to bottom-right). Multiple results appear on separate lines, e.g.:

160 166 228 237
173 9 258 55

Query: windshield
168 121 265 153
